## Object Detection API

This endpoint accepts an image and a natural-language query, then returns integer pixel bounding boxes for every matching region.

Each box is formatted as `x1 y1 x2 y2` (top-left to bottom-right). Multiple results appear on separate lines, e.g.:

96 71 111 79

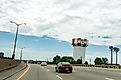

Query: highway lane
20 64 60 80
42 65 121 80
8 64 121 80
76 67 121 80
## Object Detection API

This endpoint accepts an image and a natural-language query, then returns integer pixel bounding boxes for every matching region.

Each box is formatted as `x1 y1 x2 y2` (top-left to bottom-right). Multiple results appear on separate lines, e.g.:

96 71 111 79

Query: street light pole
10 21 26 59
90 58 91 65
20 48 24 63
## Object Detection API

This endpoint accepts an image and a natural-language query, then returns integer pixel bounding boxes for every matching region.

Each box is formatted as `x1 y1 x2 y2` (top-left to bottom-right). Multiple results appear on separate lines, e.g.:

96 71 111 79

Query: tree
114 47 120 65
76 59 82 64
109 46 114 64
60 56 75 64
102 57 108 64
53 55 61 64
0 52 4 58
84 61 88 65
94 57 102 65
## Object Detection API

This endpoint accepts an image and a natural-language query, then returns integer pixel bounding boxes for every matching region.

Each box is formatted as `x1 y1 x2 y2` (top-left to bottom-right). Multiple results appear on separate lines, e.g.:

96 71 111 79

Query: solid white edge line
56 75 63 80
105 77 115 80
17 65 30 80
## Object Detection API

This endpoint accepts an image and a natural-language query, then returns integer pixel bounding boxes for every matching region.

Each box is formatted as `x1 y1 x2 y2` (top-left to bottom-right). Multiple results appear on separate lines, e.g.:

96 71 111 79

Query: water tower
72 38 88 64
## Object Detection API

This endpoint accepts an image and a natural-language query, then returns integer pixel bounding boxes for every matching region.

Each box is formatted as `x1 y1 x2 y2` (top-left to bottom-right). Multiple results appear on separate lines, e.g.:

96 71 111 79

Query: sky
0 0 121 64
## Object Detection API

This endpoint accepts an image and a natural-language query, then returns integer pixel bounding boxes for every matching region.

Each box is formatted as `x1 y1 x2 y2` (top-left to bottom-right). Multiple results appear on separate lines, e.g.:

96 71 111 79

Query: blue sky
0 0 121 64
0 31 121 64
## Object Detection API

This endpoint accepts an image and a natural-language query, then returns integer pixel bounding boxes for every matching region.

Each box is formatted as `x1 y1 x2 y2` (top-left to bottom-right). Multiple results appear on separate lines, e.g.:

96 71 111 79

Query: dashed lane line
56 75 63 80
105 77 115 80
17 65 30 80
47 69 50 71
42 67 44 69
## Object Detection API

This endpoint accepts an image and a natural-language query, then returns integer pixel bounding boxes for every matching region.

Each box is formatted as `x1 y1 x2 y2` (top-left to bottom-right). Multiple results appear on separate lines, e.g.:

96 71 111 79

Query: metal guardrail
72 64 121 69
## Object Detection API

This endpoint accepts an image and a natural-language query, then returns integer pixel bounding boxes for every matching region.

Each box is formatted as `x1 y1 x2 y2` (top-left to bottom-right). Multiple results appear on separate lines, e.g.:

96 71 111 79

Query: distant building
72 38 89 64
0 52 4 58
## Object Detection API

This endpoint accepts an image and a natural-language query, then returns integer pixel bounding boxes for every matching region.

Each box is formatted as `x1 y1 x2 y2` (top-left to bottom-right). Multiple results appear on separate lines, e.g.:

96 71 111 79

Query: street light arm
10 21 18 26
10 21 26 26
24 23 26 25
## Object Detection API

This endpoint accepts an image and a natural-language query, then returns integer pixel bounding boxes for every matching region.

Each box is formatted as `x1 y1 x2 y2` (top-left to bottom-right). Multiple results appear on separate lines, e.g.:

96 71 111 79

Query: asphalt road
8 64 121 80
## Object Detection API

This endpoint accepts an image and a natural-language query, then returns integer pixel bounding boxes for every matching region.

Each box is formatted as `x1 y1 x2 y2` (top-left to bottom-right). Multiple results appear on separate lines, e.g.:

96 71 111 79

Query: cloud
0 0 121 46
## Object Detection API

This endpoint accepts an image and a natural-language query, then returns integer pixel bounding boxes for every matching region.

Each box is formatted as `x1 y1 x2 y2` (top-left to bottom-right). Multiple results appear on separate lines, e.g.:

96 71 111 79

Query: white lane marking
56 75 63 80
73 69 75 72
120 73 121 74
85 69 92 71
47 69 50 71
42 67 44 69
17 65 30 80
105 78 115 80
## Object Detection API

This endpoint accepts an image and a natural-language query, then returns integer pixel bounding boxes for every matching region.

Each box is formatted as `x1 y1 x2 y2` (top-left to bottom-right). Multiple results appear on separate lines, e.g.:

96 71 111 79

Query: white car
41 62 47 66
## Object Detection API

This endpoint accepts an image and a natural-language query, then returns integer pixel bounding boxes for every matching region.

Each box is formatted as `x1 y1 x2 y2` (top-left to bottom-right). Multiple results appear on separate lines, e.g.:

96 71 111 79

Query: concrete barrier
0 58 20 72
72 64 121 69
2 62 27 80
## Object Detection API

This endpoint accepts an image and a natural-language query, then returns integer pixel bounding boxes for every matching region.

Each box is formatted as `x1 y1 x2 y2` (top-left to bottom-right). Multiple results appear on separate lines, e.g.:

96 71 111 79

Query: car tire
58 69 61 73
70 70 72 73
55 69 57 72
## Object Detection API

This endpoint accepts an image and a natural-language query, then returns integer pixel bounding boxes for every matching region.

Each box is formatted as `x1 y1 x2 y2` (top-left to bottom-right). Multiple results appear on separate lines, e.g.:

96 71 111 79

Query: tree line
94 57 108 65
52 55 109 65
52 55 88 64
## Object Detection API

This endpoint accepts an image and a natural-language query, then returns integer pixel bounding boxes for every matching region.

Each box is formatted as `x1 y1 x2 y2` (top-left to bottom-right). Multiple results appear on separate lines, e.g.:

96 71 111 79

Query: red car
55 62 73 73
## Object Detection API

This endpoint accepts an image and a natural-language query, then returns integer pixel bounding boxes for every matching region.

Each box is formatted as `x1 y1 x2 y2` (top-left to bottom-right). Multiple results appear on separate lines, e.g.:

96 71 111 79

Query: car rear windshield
61 62 70 64
41 62 46 64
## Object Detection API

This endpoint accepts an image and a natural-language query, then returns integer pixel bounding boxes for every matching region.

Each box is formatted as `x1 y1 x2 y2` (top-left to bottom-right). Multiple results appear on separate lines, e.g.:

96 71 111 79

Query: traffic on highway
7 63 121 80
1 0 121 80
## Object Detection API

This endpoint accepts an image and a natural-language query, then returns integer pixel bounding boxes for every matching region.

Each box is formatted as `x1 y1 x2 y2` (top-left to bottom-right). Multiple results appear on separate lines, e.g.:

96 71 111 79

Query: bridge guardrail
72 64 121 69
